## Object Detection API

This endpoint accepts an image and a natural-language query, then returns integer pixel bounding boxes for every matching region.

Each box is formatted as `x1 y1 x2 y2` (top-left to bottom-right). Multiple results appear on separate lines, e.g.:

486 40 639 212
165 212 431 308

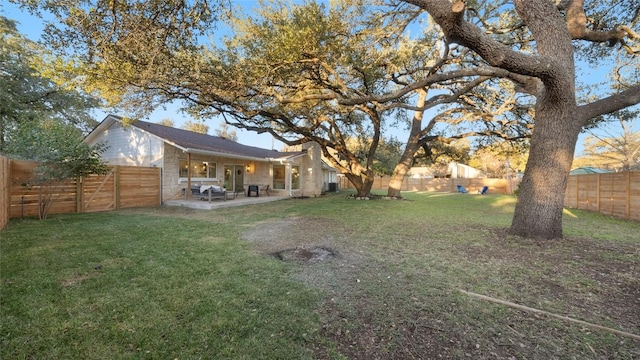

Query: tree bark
344 172 374 197
388 90 428 198
509 97 582 239
507 0 578 239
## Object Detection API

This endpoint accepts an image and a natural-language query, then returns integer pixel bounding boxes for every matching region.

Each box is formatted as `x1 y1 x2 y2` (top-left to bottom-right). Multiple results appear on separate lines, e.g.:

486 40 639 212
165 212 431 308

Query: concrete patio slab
163 195 288 210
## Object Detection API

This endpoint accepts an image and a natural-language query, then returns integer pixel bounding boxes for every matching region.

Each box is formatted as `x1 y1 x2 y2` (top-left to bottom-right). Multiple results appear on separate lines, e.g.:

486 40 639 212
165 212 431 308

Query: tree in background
0 16 99 151
156 118 175 127
182 121 209 134
1 16 107 219
575 113 640 171
215 122 238 141
469 140 528 178
4 119 108 219
411 139 470 177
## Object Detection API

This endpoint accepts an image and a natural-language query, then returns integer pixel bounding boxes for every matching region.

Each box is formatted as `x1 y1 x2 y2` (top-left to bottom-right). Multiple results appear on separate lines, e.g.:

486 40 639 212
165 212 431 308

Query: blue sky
2 1 636 157
1 1 282 149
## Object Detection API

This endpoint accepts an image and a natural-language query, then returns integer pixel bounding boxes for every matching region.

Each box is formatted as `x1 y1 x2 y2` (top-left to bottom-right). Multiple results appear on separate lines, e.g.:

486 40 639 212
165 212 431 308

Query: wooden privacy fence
1 156 10 230
564 171 640 221
338 176 519 195
5 159 160 221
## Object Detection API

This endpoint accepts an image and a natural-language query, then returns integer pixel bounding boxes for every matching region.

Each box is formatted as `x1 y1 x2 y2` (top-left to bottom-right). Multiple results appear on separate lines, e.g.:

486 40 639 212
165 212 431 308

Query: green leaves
7 118 108 182
1 15 99 152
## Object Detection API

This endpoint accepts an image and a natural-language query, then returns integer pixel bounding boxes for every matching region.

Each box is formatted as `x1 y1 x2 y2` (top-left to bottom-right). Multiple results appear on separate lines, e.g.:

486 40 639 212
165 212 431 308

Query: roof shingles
129 118 303 160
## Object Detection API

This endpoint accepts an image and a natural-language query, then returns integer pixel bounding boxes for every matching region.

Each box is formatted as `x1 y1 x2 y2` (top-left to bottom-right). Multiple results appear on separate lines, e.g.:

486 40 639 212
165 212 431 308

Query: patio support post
186 152 191 201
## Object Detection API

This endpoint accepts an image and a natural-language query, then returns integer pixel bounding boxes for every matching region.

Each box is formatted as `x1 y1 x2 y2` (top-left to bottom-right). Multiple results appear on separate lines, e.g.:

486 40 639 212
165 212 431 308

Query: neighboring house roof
86 115 305 162
406 166 435 178
570 167 612 175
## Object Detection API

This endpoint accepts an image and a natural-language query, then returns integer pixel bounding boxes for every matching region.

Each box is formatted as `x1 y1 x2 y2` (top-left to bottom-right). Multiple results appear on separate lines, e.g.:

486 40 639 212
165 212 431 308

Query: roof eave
184 148 271 162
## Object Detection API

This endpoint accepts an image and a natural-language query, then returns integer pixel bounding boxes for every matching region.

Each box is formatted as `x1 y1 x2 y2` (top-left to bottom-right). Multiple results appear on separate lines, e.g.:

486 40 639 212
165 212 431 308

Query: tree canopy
575 113 640 171
12 0 640 238
0 16 100 151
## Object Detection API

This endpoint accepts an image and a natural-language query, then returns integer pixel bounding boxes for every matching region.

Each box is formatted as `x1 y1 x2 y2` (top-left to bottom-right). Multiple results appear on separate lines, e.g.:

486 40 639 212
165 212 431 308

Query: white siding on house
88 122 164 167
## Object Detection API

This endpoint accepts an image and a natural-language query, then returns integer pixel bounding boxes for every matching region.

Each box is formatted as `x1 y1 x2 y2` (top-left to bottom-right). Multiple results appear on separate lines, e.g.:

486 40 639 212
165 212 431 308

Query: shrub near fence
338 176 519 195
7 160 160 219
564 171 640 221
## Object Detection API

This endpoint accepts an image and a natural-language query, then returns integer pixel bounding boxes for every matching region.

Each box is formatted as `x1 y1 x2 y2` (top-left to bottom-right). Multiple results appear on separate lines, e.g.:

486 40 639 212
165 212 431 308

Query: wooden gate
81 168 117 212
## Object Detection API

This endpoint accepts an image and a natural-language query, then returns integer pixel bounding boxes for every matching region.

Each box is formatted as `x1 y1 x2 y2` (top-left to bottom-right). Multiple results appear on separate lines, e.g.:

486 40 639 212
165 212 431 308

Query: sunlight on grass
487 195 517 209
2 193 638 359
563 208 578 218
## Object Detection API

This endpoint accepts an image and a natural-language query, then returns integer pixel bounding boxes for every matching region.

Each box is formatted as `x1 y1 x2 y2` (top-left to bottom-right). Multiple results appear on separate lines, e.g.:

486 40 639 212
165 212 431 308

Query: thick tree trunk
509 100 582 239
506 0 579 239
387 156 412 198
344 172 374 197
388 90 427 198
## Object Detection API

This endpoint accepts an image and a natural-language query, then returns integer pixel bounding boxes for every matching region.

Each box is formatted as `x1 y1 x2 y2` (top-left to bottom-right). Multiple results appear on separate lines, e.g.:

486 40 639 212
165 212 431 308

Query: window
273 164 300 190
273 164 285 189
179 160 217 178
291 165 300 189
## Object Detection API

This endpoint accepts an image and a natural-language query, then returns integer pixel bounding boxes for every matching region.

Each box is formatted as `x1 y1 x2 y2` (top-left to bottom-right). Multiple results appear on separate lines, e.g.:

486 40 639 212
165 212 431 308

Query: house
84 115 335 201
569 167 612 175
407 162 486 179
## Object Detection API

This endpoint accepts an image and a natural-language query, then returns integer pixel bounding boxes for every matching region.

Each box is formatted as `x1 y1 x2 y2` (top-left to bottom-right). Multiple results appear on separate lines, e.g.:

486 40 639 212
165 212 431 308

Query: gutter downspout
186 152 191 201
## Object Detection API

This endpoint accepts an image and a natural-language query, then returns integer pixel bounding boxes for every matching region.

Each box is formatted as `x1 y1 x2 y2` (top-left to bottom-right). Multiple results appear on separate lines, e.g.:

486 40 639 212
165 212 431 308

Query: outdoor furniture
191 185 227 201
478 186 489 195
457 184 469 194
234 183 245 198
247 185 259 197
260 184 270 196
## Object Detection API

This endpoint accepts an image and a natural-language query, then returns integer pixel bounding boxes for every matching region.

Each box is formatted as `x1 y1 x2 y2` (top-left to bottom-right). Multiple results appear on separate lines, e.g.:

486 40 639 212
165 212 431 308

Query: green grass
1 213 320 359
2 191 639 359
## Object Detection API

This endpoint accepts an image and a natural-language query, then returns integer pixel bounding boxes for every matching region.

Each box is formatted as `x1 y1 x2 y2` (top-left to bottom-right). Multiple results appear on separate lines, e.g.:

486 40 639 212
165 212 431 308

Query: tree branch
577 84 640 126
566 0 640 54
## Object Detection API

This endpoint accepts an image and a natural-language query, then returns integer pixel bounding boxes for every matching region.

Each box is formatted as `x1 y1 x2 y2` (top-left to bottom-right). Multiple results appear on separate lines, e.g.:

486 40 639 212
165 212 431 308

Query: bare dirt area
242 216 640 360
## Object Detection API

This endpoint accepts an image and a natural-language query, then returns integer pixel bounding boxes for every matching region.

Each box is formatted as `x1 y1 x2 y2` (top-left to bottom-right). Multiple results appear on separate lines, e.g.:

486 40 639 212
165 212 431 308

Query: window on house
179 160 217 178
291 165 300 189
273 164 286 189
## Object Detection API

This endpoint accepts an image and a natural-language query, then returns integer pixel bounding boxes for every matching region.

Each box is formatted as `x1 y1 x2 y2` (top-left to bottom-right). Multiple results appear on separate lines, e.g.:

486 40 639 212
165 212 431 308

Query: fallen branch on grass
458 289 640 342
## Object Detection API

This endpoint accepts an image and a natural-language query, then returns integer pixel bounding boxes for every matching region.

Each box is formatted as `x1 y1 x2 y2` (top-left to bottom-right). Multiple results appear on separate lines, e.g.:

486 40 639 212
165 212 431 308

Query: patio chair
234 183 245 198
260 184 270 196
457 184 469 194
478 186 489 195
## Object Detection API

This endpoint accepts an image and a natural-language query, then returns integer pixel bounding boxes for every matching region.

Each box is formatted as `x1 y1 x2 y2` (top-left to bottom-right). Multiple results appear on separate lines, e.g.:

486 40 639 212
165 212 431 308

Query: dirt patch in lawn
242 218 640 359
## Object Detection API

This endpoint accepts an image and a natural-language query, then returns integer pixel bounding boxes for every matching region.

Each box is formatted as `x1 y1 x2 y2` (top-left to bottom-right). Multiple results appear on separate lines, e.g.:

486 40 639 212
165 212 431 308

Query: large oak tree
403 0 639 238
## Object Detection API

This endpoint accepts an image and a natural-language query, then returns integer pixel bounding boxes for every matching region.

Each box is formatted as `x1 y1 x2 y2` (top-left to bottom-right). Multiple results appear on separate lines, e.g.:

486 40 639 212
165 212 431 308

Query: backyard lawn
1 192 639 359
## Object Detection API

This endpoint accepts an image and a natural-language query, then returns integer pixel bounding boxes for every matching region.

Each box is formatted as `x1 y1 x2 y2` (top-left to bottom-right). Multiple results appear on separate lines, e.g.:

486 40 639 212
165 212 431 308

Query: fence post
0 157 11 229
610 175 614 216
575 175 580 209
626 171 631 220
115 166 121 210
597 174 601 213
76 176 83 213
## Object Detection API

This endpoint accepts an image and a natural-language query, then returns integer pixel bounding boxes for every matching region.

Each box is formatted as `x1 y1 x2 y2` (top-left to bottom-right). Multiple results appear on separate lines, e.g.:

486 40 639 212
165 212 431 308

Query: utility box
328 182 339 192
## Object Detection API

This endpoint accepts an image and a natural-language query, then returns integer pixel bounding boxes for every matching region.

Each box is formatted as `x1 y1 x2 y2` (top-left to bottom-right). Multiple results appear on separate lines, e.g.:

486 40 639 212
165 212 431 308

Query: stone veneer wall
162 145 182 200
297 142 323 197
